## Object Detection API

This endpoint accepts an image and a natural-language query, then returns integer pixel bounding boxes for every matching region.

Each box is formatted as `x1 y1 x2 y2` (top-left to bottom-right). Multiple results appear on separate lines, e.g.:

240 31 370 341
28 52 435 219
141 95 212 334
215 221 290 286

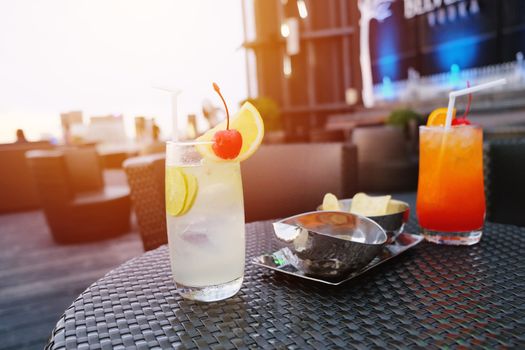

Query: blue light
382 76 395 100
375 18 399 82
377 55 399 80
449 64 461 87
435 33 479 71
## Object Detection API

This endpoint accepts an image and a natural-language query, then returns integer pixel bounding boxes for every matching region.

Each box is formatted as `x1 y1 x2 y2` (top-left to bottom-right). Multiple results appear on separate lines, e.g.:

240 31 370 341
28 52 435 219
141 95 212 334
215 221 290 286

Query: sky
0 0 249 142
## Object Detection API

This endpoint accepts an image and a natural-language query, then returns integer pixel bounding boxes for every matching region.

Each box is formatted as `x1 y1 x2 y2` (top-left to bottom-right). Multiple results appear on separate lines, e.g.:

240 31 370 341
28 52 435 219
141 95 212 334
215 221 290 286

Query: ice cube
181 232 210 245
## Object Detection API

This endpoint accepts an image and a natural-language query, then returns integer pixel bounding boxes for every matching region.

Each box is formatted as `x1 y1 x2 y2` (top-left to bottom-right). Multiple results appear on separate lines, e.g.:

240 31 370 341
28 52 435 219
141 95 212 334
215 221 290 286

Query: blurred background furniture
352 126 418 192
0 141 53 212
484 138 525 227
96 144 142 169
123 142 358 251
308 129 346 143
26 148 131 243
124 154 167 251
241 142 357 221
484 125 525 142
98 151 131 169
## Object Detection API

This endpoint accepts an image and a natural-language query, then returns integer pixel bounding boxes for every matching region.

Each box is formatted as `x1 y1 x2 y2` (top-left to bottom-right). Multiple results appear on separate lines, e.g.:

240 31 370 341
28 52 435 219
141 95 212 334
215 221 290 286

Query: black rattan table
46 219 525 349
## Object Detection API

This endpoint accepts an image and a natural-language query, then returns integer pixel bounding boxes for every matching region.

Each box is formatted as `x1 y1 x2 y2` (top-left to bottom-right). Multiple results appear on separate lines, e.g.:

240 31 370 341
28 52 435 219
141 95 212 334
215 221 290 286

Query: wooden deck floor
0 210 143 350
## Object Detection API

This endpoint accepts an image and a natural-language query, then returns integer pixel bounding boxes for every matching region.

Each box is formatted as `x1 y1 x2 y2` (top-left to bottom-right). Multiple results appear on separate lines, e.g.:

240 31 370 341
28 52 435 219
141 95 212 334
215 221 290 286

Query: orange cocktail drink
416 125 485 245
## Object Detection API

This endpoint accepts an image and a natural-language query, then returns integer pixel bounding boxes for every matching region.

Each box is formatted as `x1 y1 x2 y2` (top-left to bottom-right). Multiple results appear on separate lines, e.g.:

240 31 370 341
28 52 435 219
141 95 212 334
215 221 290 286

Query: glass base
422 228 482 245
175 276 243 302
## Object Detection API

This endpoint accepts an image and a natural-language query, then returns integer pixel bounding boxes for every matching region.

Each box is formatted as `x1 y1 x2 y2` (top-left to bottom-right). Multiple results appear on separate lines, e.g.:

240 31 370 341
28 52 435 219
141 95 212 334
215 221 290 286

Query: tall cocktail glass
165 141 245 301
416 125 485 245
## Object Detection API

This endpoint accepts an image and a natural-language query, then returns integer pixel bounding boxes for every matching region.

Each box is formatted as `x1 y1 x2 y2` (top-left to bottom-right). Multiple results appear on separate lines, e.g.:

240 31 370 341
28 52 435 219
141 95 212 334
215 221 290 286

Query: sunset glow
0 0 247 142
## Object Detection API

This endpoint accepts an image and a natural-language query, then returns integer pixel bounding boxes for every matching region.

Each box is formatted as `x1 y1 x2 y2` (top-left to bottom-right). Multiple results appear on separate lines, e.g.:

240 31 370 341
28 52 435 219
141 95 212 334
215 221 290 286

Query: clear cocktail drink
416 125 485 245
166 141 245 301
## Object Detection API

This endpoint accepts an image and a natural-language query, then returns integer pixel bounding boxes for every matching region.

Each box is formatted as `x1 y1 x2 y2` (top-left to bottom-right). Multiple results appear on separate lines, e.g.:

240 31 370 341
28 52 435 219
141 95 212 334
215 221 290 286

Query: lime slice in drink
166 167 187 216
179 172 198 215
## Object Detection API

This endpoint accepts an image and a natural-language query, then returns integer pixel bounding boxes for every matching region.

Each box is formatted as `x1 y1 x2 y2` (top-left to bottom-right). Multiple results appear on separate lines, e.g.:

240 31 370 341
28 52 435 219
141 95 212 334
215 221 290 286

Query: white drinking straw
445 78 507 130
153 86 182 141
170 90 182 141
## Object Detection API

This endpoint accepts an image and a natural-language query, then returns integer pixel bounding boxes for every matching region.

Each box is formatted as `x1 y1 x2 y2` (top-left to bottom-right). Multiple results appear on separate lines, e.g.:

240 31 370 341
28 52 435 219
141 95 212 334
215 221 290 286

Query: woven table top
46 219 525 349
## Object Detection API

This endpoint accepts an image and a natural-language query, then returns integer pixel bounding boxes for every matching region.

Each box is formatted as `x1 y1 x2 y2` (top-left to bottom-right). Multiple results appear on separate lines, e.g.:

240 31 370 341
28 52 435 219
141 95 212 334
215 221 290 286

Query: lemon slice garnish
196 102 264 162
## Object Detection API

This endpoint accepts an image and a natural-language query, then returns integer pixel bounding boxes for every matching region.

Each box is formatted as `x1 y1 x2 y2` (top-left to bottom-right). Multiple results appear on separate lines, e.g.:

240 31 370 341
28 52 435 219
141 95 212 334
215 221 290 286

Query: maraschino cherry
452 81 472 126
452 118 471 126
212 83 243 159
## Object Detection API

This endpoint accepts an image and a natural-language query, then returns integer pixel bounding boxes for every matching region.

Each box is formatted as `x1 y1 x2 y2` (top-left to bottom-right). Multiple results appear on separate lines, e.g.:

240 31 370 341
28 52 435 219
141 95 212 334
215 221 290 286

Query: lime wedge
179 171 198 215
166 167 187 216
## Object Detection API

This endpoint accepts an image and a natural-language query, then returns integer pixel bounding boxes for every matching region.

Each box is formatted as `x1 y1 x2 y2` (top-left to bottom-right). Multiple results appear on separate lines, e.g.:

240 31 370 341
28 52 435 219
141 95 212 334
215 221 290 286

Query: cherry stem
461 81 472 119
213 82 230 130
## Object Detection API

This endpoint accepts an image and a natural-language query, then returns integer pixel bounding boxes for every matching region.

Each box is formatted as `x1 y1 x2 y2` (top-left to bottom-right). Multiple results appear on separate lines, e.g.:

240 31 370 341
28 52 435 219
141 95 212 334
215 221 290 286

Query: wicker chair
123 143 358 251
26 148 131 243
484 138 525 227
123 154 167 251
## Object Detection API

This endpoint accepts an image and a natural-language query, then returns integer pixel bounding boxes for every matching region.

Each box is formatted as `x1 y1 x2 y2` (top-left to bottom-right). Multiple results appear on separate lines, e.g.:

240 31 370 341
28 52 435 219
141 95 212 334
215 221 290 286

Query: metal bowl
319 199 410 242
273 211 387 279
